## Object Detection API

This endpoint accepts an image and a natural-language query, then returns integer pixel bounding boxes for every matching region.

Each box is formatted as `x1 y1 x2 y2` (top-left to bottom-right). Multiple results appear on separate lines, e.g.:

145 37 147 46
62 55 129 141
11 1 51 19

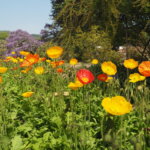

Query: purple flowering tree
5 29 43 57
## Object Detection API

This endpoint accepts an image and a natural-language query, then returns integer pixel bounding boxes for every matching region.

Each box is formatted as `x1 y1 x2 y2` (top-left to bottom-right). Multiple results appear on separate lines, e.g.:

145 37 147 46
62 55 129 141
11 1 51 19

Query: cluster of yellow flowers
123 59 149 83
11 50 30 56
4 56 24 63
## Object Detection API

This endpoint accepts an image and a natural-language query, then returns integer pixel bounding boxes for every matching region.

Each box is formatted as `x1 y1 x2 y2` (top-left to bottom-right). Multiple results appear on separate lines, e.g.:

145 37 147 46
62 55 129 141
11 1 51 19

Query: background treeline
41 0 150 61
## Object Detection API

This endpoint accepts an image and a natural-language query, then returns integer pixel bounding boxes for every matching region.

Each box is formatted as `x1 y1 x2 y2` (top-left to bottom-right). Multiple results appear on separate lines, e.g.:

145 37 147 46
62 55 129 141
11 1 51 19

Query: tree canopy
42 0 150 59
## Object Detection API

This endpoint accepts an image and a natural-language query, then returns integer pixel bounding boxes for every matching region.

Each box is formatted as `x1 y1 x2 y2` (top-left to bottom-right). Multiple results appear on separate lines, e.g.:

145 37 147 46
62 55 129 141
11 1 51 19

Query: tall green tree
44 0 150 59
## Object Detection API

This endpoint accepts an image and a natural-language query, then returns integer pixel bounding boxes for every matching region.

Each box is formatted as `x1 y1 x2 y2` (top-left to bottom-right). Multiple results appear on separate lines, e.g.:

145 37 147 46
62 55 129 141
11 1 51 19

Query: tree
117 0 150 59
45 0 150 59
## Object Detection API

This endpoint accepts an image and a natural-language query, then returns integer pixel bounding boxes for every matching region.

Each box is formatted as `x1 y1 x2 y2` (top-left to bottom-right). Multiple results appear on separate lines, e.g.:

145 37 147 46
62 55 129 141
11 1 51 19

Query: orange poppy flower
97 74 108 82
39 57 46 62
58 60 65 65
51 60 65 68
56 68 63 73
11 67 18 70
21 67 32 73
20 54 39 67
50 62 57 68
76 69 95 84
138 61 150 77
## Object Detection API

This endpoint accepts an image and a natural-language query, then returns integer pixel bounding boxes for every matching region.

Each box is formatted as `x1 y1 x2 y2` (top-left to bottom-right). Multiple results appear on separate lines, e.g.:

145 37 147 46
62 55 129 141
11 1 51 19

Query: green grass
0 31 9 40
0 60 150 150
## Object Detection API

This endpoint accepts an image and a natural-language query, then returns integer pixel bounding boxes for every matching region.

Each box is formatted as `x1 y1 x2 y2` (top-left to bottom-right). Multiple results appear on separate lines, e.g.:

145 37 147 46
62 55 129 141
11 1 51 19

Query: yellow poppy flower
91 59 99 64
46 46 63 59
22 92 34 98
75 78 83 87
124 59 138 69
102 96 132 115
20 51 30 56
68 82 79 90
105 76 113 82
68 79 83 90
129 73 145 83
69 58 78 65
6 56 12 59
101 61 117 75
19 58 24 62
11 58 18 63
11 51 16 54
0 67 8 73
46 59 51 63
34 66 44 74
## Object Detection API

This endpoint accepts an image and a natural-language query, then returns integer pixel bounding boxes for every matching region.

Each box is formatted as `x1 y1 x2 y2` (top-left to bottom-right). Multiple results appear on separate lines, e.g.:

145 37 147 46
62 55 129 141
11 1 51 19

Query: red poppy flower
97 74 108 82
138 61 150 77
56 68 63 73
76 69 95 84
20 54 39 67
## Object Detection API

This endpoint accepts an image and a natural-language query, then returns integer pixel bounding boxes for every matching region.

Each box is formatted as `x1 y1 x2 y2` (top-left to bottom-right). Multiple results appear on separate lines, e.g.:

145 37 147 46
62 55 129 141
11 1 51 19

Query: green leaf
17 123 32 133
11 135 23 150
11 111 17 120
43 132 52 141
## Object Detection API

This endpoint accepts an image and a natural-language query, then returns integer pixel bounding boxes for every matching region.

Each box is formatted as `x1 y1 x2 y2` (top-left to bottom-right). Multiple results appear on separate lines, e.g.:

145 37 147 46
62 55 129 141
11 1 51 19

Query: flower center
81 77 89 83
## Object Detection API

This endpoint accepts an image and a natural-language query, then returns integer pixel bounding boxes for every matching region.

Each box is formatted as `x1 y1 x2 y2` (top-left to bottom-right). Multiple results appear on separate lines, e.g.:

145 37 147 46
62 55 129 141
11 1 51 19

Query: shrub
60 26 113 61
5 30 43 57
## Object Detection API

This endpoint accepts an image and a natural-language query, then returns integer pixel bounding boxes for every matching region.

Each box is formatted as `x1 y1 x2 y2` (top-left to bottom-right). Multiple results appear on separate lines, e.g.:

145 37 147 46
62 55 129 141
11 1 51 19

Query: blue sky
0 0 52 34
